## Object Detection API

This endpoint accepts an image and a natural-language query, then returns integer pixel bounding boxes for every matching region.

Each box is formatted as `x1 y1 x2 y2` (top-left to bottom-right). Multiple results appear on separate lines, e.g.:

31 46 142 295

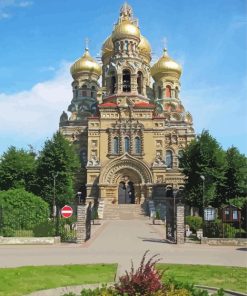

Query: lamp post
200 175 205 211
52 172 58 218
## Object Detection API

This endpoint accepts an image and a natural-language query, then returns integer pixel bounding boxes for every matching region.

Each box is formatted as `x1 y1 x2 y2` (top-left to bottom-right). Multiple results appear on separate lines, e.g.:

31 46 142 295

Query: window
165 85 171 98
166 186 173 197
166 150 173 168
135 137 141 154
113 137 119 154
178 150 183 168
137 71 143 94
111 75 116 94
82 85 87 97
175 87 179 99
124 137 130 153
158 86 162 99
123 69 131 92
91 86 96 98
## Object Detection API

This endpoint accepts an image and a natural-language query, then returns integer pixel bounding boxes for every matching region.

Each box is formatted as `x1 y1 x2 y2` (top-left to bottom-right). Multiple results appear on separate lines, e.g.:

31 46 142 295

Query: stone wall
201 237 247 246
176 203 185 244
76 203 91 243
0 236 60 245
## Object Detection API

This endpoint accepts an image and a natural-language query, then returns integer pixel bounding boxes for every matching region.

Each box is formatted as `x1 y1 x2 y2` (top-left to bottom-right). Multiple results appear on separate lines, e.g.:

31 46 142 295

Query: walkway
0 218 246 277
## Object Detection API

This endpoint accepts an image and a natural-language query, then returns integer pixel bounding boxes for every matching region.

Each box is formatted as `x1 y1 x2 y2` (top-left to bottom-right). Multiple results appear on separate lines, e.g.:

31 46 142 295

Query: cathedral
59 3 195 205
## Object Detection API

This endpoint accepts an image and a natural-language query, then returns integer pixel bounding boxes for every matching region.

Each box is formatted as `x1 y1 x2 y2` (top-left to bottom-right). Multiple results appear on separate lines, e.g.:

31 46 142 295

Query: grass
158 263 247 293
0 264 117 296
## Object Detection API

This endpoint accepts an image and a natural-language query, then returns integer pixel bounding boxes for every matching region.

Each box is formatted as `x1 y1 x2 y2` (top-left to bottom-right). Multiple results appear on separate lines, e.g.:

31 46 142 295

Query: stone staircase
103 204 147 220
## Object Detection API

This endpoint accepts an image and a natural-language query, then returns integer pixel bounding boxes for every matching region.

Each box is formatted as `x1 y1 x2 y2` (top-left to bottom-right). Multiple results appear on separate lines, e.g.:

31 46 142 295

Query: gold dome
112 20 140 42
151 49 182 80
70 48 102 78
139 35 151 55
102 34 151 61
102 36 114 58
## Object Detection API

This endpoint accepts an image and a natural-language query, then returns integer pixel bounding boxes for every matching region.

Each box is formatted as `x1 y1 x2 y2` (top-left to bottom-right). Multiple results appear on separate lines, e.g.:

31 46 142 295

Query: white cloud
0 11 9 18
0 0 32 19
0 62 72 140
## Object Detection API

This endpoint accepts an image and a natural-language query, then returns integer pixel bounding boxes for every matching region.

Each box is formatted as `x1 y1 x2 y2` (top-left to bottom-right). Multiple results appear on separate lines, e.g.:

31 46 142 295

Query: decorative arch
99 153 153 184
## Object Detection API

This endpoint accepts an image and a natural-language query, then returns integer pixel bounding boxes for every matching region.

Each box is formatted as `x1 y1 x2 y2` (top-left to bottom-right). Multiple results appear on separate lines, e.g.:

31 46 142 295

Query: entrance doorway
118 180 135 204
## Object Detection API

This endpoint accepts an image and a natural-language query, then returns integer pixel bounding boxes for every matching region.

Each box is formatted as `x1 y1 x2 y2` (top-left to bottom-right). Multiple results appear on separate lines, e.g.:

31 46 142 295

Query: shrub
114 251 166 296
0 189 50 236
185 216 203 232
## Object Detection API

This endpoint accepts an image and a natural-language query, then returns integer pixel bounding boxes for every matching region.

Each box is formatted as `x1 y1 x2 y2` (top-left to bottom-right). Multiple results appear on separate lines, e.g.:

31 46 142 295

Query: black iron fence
203 220 246 238
0 204 77 242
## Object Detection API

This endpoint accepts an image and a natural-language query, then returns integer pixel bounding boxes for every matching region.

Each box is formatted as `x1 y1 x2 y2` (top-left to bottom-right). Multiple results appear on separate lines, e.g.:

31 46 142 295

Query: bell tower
101 3 152 101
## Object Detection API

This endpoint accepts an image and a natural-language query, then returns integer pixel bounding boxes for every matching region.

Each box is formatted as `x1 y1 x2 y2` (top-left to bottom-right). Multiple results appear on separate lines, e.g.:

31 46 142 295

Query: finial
120 2 133 20
162 37 168 56
85 37 89 50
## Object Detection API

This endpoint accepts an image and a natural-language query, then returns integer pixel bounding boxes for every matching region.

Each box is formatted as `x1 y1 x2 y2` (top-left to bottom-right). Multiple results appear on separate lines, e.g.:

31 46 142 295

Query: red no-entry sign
61 205 73 218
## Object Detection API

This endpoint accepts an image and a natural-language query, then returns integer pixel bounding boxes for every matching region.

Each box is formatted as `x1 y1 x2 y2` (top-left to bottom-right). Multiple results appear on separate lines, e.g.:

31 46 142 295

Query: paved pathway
0 218 246 277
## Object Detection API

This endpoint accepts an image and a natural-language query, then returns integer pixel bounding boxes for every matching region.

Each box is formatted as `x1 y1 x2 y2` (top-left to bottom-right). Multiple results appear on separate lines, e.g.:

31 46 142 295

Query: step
103 204 147 220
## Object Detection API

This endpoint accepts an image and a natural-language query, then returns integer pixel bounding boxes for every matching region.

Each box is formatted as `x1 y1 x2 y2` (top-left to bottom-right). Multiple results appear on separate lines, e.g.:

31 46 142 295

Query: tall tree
219 146 247 201
0 146 36 191
33 132 80 208
180 130 226 212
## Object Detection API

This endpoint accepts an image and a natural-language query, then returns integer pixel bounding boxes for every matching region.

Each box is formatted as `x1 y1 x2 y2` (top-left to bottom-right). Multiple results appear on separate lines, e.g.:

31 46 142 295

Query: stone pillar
176 203 185 244
76 203 91 244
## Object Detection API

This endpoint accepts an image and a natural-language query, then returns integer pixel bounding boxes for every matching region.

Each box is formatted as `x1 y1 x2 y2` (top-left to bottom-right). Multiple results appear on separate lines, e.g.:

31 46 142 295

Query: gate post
76 203 91 244
176 203 185 244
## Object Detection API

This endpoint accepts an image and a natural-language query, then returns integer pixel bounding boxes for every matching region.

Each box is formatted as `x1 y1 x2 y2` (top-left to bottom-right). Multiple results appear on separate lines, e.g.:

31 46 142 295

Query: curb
195 285 247 296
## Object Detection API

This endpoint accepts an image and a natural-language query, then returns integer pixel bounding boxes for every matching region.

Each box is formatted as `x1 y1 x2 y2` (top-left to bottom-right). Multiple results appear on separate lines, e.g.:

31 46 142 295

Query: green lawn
158 264 247 293
0 264 117 296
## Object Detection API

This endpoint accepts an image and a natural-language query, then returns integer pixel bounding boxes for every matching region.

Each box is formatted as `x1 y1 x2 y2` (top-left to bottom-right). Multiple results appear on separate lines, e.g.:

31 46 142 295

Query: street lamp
52 172 58 218
200 175 205 210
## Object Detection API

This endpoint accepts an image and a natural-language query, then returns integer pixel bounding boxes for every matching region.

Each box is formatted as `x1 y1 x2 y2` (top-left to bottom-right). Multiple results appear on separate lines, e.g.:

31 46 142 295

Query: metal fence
0 204 78 242
203 220 246 238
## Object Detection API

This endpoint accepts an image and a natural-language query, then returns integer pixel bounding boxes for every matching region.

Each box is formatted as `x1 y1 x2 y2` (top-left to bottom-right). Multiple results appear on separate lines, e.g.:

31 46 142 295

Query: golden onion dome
112 20 140 42
139 34 151 55
101 34 151 61
151 48 182 80
70 48 102 78
102 36 114 58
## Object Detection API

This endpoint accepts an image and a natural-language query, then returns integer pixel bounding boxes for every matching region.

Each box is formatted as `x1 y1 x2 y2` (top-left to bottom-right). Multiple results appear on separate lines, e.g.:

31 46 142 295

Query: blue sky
0 0 246 155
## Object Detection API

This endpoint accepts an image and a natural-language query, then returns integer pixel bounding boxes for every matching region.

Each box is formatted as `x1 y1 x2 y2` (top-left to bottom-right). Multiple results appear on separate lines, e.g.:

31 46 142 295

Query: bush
0 189 50 236
185 216 203 232
114 251 166 296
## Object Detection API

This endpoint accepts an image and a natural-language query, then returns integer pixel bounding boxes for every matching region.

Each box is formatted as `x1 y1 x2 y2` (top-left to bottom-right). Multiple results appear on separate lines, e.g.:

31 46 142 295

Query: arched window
74 86 78 97
178 150 183 168
113 137 119 154
165 85 171 98
135 137 141 154
110 74 116 94
175 87 179 99
166 186 173 197
166 150 173 168
158 86 162 99
91 86 96 98
123 69 131 92
80 149 87 165
124 137 130 153
137 71 143 94
82 85 87 97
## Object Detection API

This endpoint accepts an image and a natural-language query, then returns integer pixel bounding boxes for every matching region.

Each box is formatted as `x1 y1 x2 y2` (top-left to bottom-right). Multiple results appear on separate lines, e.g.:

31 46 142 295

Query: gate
55 204 77 243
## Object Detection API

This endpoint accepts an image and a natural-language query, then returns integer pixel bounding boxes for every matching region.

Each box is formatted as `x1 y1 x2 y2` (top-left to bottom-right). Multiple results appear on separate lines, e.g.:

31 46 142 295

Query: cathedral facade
59 3 195 205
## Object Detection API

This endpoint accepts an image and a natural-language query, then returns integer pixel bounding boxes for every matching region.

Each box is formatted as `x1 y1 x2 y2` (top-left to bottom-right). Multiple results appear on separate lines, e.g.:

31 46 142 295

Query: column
176 203 185 244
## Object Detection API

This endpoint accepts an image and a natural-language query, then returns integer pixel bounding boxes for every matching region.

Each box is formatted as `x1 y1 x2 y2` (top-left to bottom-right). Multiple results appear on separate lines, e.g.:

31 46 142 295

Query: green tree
33 132 80 208
0 188 50 236
219 147 247 201
180 130 226 212
0 146 36 191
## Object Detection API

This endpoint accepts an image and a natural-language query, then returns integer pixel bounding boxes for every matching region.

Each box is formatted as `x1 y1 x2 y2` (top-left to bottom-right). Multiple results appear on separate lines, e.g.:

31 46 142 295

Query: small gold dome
151 49 182 80
139 35 151 55
70 48 102 78
112 20 140 42
102 36 113 58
